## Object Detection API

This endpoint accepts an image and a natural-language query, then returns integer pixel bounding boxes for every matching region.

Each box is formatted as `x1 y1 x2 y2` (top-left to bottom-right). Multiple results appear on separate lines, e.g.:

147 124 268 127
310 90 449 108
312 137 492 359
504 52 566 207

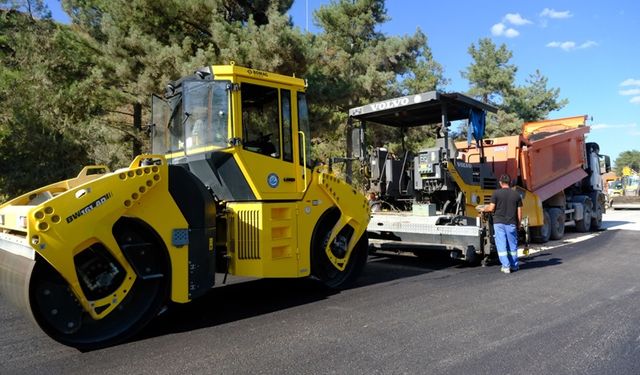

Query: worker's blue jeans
493 223 518 269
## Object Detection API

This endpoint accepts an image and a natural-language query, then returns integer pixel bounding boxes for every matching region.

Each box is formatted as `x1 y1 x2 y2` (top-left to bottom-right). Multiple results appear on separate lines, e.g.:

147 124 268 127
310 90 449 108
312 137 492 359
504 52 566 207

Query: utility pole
305 0 309 31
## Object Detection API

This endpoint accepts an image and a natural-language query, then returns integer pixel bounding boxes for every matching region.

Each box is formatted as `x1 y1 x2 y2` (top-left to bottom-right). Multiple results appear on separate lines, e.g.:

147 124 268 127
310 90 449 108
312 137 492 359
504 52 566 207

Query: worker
483 174 522 274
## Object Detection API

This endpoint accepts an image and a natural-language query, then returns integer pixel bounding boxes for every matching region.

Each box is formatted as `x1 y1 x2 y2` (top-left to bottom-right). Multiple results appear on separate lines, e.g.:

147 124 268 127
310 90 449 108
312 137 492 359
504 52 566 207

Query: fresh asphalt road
2 210 640 375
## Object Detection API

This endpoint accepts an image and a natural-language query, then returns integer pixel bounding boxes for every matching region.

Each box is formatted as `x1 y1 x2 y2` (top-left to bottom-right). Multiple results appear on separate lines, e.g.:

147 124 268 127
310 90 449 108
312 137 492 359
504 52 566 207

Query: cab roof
348 91 497 127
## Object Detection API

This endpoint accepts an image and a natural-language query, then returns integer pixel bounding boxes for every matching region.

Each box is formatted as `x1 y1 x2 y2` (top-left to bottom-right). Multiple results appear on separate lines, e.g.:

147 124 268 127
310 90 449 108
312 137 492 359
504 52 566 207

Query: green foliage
461 38 516 105
484 110 522 138
0 9 99 199
463 38 567 137
307 0 444 165
614 150 640 175
0 0 51 19
2 0 572 201
61 0 308 157
504 70 568 122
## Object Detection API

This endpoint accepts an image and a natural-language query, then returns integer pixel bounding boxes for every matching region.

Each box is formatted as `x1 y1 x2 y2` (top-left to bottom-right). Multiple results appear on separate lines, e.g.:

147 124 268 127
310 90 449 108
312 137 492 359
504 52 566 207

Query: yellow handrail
299 131 308 192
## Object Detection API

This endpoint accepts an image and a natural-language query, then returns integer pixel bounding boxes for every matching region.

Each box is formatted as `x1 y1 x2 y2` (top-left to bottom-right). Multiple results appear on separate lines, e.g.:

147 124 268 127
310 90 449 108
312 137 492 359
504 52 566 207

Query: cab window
297 92 312 168
242 83 281 158
281 89 293 162
183 80 229 152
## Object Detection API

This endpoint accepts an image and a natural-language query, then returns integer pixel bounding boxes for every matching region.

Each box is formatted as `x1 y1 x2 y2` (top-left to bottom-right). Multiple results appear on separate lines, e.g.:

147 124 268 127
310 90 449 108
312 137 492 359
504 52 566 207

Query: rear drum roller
314 231 368 289
311 209 368 289
28 219 168 350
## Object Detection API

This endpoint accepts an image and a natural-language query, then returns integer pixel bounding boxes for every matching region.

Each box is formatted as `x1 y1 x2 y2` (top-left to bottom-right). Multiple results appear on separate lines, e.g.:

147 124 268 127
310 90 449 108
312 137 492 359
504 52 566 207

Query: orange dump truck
457 115 610 242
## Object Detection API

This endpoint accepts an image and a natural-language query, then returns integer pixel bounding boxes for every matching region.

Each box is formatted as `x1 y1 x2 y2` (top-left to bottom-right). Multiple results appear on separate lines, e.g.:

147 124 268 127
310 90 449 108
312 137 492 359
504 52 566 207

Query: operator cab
151 65 312 201
349 91 497 215
152 70 230 156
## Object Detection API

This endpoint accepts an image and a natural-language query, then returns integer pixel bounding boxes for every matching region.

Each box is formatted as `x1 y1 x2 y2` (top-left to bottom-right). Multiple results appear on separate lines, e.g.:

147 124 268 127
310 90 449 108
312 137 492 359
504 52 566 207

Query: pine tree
462 38 516 105
504 70 568 122
307 0 445 166
61 0 308 159
463 38 567 137
0 9 97 199
615 150 640 175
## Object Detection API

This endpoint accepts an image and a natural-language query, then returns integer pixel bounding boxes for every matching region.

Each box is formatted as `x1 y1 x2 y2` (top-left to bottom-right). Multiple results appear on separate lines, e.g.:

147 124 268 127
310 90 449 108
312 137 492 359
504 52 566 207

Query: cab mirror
602 155 611 173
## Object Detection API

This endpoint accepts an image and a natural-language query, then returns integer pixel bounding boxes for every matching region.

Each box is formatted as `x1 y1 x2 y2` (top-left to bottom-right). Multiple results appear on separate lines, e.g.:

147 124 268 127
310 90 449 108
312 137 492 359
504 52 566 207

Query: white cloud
491 23 506 36
491 23 520 38
504 13 532 25
540 8 573 19
491 13 532 38
618 80 640 105
620 88 640 96
620 79 640 87
491 22 520 38
546 41 575 51
546 40 597 51
504 28 520 38
579 40 598 49
591 123 637 130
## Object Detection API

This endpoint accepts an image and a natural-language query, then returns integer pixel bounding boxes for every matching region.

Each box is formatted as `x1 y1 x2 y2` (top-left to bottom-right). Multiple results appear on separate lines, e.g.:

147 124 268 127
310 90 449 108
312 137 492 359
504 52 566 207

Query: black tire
575 199 593 232
591 201 603 231
28 219 168 350
530 209 551 243
311 209 368 290
548 207 565 240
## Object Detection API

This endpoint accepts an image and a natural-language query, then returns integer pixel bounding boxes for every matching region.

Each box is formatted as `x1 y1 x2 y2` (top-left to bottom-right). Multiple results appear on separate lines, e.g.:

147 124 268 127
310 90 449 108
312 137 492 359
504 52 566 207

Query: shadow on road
130 229 620 346
599 220 632 230
518 254 563 269
132 252 461 345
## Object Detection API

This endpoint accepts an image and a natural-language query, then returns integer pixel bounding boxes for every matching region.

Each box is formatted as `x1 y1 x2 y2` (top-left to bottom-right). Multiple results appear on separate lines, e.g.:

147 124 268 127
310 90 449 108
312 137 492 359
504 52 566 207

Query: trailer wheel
575 199 593 232
548 208 565 240
530 210 551 243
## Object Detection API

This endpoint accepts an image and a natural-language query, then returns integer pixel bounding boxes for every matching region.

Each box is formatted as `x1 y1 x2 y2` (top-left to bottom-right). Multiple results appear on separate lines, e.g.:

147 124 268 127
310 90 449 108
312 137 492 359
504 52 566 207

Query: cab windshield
627 175 640 186
152 80 230 155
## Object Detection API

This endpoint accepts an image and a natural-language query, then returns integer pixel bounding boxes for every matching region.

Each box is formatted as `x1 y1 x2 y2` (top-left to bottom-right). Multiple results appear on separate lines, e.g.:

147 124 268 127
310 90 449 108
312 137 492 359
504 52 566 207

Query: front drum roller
23 219 168 350
311 208 368 289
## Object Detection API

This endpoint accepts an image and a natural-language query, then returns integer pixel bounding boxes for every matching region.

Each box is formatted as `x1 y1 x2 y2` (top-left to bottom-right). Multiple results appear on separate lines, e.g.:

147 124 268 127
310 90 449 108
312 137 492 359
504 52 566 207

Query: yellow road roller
0 65 370 349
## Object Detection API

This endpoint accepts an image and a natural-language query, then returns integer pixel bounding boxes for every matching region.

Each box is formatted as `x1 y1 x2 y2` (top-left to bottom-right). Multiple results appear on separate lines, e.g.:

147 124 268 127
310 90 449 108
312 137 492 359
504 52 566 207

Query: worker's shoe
500 267 511 274
511 265 519 272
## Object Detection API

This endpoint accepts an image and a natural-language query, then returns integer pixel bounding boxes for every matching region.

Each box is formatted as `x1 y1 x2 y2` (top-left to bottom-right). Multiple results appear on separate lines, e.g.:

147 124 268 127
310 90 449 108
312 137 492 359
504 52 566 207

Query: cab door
235 81 303 200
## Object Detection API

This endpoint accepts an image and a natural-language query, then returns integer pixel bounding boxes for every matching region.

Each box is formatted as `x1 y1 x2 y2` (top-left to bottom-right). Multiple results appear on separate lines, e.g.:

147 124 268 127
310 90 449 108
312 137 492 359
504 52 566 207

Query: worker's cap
499 174 511 184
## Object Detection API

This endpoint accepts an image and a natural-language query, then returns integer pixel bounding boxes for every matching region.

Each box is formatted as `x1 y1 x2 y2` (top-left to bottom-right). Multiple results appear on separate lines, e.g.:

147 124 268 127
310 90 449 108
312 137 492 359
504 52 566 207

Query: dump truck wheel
548 208 565 240
575 199 593 232
591 202 603 231
28 219 168 350
530 210 551 243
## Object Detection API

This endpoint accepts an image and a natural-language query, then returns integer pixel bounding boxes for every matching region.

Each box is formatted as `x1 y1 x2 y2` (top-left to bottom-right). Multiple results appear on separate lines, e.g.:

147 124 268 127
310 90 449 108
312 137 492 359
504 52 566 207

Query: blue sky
47 0 639 162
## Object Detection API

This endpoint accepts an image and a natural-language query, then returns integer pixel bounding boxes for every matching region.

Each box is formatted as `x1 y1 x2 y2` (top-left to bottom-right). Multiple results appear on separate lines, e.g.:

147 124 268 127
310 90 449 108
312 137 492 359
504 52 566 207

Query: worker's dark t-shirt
490 188 523 225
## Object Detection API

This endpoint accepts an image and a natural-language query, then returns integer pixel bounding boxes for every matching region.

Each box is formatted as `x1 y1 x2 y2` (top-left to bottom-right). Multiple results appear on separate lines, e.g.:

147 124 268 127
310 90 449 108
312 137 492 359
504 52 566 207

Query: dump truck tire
548 208 565 240
531 210 551 243
575 198 593 232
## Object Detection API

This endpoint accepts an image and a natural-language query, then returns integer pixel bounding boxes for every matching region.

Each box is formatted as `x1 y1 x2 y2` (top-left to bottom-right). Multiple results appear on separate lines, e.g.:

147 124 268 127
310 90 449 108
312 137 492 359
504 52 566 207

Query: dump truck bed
457 116 589 201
